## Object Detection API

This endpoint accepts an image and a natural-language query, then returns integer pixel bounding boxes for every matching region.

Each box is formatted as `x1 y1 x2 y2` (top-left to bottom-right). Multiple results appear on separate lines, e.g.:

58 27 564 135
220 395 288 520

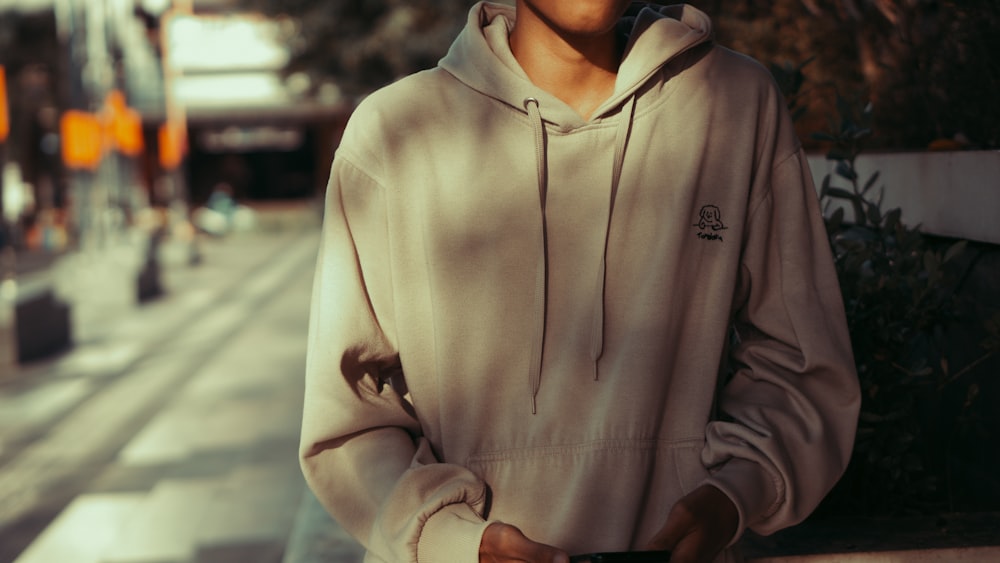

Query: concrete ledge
741 512 1000 563
748 546 1000 562
807 150 1000 245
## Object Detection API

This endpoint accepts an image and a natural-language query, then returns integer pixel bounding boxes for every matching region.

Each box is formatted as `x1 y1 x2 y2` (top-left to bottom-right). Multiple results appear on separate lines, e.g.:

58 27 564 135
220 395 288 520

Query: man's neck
509 10 622 120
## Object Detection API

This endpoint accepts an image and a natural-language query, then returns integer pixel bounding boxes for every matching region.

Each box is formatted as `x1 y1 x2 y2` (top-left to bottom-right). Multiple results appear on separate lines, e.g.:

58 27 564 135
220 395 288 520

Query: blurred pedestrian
300 2 861 562
192 182 236 237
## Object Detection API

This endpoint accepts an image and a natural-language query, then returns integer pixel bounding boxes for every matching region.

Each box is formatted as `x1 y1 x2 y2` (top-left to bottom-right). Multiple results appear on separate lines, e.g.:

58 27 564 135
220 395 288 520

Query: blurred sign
166 14 289 73
105 90 144 156
0 66 8 142
173 72 289 108
158 121 185 169
61 111 103 170
164 14 296 118
198 125 303 153
0 0 56 15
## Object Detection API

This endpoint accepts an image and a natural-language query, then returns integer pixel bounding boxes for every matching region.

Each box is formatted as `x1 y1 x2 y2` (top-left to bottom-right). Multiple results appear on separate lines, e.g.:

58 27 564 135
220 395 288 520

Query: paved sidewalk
2 223 318 447
282 491 364 563
0 203 371 563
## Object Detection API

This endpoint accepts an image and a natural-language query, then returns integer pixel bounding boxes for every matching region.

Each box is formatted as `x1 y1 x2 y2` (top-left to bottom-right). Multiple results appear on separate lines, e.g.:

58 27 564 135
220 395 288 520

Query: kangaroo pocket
466 437 710 555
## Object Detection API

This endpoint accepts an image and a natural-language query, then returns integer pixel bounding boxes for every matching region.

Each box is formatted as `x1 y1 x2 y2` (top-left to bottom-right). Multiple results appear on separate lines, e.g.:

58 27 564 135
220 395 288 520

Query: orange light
61 110 103 170
0 66 9 141
118 107 144 155
158 122 183 169
105 90 144 156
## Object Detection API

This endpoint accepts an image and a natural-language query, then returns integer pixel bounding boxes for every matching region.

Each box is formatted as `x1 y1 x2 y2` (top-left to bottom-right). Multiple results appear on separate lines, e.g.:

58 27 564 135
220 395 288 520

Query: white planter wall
807 151 1000 244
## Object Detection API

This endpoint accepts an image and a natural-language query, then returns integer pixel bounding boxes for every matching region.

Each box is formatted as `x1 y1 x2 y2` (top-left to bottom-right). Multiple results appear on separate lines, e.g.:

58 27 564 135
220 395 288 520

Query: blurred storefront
0 0 165 272
0 0 348 366
163 7 347 207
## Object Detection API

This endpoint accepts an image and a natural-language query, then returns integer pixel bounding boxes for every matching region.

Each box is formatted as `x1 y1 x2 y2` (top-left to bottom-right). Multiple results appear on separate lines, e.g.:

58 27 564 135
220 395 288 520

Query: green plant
811 95 1000 515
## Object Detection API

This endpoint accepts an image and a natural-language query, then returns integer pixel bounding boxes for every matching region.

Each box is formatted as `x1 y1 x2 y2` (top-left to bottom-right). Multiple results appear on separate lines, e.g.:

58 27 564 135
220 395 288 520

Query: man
300 1 861 562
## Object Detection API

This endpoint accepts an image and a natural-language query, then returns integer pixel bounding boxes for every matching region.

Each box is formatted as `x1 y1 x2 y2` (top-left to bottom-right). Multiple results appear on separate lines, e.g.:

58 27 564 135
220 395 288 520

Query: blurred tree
240 0 998 148
687 0 1000 149
237 0 479 98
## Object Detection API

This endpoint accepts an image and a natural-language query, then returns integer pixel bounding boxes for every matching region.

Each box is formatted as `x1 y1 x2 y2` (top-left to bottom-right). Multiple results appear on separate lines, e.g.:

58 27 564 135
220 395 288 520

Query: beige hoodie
300 2 861 562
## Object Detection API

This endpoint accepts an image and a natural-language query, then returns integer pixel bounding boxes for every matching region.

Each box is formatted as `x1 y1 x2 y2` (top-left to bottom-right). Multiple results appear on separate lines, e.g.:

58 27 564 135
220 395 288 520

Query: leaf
836 161 858 181
825 186 855 200
827 207 845 231
943 240 968 264
826 148 852 162
884 208 902 230
862 171 881 195
923 250 940 274
851 198 867 226
820 174 832 197
866 202 882 225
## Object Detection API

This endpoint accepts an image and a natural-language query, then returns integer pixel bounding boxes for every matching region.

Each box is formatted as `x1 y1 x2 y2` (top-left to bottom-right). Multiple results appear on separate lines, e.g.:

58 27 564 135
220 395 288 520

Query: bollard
136 226 165 303
14 286 72 362
0 278 72 372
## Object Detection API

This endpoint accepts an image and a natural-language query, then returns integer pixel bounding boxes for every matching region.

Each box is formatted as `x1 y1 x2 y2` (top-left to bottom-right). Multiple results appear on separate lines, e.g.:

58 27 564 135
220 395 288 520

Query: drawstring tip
593 362 600 381
531 397 537 415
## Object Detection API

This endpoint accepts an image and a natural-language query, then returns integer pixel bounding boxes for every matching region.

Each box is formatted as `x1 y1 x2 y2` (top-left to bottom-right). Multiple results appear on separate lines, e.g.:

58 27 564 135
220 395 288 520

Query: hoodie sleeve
300 151 492 563
701 144 861 542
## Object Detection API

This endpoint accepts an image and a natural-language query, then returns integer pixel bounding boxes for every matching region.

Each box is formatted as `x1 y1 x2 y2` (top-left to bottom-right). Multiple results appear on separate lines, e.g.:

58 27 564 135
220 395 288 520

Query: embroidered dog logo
694 205 727 241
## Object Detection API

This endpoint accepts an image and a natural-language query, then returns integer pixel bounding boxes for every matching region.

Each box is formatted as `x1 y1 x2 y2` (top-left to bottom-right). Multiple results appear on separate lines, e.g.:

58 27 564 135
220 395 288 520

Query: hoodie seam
413 488 489 563
440 63 678 136
335 151 401 353
467 437 704 464
527 63 690 136
337 148 388 190
745 147 802 223
437 67 645 135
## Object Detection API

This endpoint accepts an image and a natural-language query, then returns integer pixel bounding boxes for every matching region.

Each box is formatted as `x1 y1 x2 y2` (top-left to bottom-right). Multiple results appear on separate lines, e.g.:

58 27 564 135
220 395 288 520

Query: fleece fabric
300 2 861 562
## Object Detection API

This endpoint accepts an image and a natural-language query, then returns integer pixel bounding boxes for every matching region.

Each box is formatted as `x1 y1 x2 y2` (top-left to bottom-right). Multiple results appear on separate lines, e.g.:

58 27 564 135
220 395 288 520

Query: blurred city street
0 207 362 563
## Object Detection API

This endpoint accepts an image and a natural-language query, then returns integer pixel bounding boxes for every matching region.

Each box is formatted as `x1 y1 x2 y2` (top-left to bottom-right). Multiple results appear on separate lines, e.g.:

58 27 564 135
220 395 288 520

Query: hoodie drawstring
523 95 637 412
590 94 637 380
524 98 547 415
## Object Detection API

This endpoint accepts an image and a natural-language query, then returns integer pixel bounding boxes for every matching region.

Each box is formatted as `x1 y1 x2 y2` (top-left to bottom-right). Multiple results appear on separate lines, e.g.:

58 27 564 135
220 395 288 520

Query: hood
438 2 713 413
440 1 713 127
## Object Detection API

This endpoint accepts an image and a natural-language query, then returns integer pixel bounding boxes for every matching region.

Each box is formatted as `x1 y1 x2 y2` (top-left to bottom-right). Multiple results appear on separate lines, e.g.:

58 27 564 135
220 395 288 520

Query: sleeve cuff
703 457 782 547
416 502 492 563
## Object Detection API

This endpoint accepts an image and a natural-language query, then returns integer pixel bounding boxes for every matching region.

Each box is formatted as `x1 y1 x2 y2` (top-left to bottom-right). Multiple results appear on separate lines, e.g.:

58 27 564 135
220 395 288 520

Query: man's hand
479 522 570 563
645 485 739 563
